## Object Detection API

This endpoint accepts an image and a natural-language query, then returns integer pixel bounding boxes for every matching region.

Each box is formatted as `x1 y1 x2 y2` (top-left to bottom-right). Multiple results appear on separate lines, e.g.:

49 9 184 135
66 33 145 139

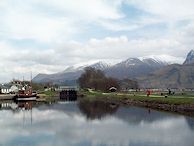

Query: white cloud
0 30 190 82
128 0 194 20
125 0 194 37
0 0 124 42
1 7 76 42
1 0 194 82
40 0 123 20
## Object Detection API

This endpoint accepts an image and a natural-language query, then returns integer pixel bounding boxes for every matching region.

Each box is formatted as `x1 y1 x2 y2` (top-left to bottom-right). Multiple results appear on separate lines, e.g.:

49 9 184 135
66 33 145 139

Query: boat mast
30 72 32 94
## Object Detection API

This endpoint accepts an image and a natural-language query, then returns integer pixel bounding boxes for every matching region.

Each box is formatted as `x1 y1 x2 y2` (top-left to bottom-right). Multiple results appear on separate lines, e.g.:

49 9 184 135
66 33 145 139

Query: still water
0 100 194 146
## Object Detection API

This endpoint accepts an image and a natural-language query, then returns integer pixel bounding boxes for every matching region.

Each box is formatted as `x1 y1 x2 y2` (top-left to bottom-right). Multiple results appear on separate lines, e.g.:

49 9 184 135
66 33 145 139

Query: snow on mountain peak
62 61 111 73
114 58 143 67
90 61 110 70
60 55 184 74
139 54 184 64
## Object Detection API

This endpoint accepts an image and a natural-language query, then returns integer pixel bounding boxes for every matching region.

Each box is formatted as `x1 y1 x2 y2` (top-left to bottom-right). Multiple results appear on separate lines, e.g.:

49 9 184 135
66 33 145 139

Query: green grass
37 91 59 103
81 90 194 105
43 90 58 97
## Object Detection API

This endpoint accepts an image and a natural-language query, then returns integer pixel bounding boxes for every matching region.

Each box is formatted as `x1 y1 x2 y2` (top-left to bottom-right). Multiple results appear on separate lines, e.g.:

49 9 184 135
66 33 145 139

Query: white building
0 84 21 94
0 85 11 94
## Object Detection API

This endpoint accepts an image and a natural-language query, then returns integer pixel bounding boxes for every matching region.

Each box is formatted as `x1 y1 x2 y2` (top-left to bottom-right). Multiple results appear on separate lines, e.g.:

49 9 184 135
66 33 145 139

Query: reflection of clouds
0 104 194 146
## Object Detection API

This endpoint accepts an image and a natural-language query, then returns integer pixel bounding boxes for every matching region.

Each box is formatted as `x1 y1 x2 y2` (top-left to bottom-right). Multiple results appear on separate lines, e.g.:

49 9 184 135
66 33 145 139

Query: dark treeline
119 78 139 90
78 67 119 91
78 67 139 91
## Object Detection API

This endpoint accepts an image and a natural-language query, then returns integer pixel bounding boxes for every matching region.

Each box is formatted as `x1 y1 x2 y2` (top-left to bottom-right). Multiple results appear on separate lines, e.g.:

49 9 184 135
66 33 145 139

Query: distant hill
33 57 169 84
138 64 194 88
33 62 110 84
138 50 194 88
33 51 194 88
105 58 167 79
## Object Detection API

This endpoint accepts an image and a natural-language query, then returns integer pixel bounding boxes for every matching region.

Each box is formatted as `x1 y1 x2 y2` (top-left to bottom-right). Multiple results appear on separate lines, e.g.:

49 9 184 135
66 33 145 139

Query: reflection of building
0 101 34 126
0 101 34 111
0 101 19 111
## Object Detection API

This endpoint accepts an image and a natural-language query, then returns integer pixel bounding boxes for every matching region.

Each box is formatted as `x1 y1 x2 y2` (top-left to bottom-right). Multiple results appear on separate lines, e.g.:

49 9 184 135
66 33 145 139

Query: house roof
0 84 12 89
109 87 117 90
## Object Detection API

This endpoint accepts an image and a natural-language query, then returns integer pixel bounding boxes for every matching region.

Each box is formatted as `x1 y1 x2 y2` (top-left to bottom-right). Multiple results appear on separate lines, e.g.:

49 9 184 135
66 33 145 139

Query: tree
31 82 45 91
119 78 139 90
78 67 119 91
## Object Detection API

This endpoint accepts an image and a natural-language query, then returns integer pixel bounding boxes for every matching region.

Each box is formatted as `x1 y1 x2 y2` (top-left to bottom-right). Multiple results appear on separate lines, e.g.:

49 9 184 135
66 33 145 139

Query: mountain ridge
33 56 171 84
33 52 192 88
183 50 194 65
138 63 194 88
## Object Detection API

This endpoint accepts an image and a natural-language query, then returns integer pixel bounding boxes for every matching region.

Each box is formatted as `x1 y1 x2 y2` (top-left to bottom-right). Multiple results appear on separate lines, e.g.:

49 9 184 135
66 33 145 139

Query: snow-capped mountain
33 55 183 84
138 50 194 88
183 50 194 65
116 58 143 67
89 61 111 70
61 55 182 74
61 61 111 73
33 50 194 88
139 54 184 65
33 61 111 83
104 57 168 79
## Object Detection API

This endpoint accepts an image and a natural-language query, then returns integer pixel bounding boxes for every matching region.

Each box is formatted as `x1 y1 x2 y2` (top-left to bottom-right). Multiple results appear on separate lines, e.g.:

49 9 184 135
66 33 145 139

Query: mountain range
33 61 111 84
138 50 194 88
33 50 194 88
33 56 169 84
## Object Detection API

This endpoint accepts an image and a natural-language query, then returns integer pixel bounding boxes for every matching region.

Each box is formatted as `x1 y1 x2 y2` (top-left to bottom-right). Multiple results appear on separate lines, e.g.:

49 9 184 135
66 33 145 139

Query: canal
0 100 194 146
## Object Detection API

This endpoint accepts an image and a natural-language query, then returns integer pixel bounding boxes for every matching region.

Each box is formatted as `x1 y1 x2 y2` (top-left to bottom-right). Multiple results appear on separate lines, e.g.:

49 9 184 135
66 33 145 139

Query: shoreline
1 91 194 116
81 92 194 117
0 93 59 103
0 94 14 100
120 98 194 116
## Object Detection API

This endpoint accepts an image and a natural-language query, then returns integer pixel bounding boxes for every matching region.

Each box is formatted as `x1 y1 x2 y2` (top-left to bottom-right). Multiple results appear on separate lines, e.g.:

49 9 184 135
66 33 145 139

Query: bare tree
78 67 119 91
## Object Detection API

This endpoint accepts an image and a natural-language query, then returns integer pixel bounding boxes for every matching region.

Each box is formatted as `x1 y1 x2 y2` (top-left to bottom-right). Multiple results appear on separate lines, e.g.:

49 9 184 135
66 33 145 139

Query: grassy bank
80 90 194 116
37 91 59 103
82 90 194 105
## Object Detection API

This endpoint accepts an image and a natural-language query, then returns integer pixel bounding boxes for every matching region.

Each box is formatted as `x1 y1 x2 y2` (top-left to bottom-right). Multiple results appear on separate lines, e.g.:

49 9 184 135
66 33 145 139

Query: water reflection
78 100 119 120
0 101 194 146
0 101 36 111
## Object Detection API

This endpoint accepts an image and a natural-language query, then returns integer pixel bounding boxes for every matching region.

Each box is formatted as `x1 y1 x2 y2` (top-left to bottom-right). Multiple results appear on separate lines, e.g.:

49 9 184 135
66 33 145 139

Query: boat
13 75 37 101
13 89 37 101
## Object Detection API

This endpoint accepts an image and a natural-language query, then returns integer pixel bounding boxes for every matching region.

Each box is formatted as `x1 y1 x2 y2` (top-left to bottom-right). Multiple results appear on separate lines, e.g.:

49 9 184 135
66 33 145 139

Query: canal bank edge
81 91 194 117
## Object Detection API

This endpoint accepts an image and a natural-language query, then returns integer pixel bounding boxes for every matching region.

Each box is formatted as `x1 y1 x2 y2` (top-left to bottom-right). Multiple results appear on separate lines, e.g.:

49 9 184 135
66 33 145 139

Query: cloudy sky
0 0 194 82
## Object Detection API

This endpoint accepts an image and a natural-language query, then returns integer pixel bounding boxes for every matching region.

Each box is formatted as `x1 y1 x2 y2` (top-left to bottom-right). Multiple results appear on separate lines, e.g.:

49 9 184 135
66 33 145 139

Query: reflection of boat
18 101 33 110
18 101 33 125
0 102 18 110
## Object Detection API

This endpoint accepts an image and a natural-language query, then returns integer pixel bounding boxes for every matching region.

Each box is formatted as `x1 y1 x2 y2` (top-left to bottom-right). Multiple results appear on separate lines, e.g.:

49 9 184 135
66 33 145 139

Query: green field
82 90 194 105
